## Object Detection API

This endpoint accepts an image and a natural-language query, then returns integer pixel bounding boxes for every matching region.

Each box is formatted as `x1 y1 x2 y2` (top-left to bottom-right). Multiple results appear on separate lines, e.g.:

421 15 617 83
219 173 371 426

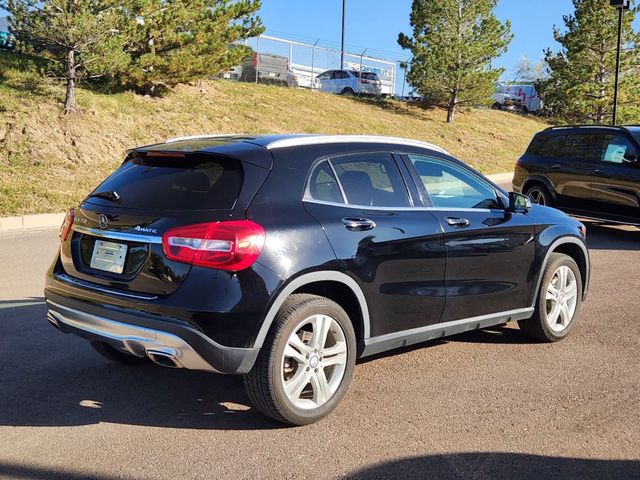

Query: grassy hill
0 52 549 216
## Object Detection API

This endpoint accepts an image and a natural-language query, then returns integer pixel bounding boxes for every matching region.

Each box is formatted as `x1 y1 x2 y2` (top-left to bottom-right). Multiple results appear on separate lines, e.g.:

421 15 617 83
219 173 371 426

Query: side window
535 135 566 158
601 135 636 164
305 161 344 204
566 134 605 162
407 155 501 209
331 154 410 207
317 71 331 80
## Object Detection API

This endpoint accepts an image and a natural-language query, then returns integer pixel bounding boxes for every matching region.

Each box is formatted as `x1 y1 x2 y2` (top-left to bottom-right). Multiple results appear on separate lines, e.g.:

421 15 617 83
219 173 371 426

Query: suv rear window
86 154 243 211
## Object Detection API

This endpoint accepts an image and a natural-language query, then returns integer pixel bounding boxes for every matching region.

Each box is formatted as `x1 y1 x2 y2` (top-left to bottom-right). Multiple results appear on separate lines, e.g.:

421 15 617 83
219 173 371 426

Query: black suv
513 125 640 226
45 135 589 425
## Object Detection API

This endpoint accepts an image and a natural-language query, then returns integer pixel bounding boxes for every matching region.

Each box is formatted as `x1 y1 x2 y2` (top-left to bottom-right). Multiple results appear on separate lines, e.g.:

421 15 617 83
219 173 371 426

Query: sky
257 0 628 89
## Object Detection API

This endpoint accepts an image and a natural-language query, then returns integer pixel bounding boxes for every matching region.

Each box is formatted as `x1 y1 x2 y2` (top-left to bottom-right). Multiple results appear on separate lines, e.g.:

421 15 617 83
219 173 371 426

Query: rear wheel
519 253 582 342
525 183 553 207
341 87 355 96
90 341 150 365
243 294 356 426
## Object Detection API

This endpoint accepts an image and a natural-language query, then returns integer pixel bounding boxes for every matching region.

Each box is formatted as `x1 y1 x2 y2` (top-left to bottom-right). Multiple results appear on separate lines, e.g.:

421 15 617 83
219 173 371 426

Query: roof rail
543 125 626 132
265 135 449 154
164 134 241 143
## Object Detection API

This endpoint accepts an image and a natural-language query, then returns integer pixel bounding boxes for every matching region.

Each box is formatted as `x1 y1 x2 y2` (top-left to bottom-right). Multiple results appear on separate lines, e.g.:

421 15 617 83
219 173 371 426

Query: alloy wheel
280 314 348 410
545 266 578 333
527 188 546 206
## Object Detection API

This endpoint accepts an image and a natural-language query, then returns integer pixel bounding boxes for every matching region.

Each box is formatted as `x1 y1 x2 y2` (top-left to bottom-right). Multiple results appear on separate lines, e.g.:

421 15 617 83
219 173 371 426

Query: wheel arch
252 271 370 351
522 175 557 200
531 236 590 306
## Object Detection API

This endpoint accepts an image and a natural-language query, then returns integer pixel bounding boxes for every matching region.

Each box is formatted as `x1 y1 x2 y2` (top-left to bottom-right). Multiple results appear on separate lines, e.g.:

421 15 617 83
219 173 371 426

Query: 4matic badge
134 225 158 234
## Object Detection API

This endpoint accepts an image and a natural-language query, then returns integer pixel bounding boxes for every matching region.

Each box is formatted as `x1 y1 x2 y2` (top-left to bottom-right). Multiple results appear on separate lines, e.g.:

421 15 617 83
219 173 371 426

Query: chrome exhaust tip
146 350 181 369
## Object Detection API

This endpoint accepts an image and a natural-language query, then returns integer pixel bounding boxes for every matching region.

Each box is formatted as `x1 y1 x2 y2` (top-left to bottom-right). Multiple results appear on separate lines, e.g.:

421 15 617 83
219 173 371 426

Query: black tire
341 87 355 96
90 340 150 365
518 253 582 342
243 294 357 426
524 183 554 207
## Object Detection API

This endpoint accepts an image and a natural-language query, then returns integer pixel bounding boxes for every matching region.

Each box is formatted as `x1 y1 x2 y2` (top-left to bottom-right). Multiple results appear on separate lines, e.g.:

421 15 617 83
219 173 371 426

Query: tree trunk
64 48 77 114
447 91 457 123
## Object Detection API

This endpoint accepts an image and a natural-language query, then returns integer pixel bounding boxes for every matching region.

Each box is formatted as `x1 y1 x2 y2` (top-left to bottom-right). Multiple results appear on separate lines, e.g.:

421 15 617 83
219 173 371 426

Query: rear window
86 154 243 211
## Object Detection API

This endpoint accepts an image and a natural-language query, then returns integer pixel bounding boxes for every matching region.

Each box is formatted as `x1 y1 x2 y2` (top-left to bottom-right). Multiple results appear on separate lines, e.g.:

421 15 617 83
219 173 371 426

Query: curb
0 171 515 232
0 212 66 232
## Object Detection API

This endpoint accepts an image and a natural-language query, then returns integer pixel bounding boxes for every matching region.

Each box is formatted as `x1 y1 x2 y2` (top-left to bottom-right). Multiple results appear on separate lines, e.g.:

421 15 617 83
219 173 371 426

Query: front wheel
525 183 553 207
243 294 356 426
519 253 582 342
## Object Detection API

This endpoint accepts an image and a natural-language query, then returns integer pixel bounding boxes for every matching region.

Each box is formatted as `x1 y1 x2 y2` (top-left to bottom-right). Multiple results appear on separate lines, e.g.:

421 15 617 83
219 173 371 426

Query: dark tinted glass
331 154 410 207
534 133 603 162
306 161 344 204
350 71 379 80
87 155 243 211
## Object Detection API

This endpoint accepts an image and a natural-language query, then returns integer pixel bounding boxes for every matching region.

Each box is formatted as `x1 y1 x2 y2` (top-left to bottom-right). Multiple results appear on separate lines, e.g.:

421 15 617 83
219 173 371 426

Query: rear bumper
45 294 259 374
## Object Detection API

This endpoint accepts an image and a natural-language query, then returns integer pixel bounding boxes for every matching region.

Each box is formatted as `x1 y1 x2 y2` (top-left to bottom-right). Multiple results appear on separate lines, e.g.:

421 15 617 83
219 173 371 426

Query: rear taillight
59 208 74 242
252 53 257 67
162 220 265 271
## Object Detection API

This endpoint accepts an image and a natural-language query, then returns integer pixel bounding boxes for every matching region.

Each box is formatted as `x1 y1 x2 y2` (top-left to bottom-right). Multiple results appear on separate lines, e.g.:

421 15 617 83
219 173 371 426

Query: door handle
446 217 470 227
342 217 376 231
551 164 563 169
594 169 603 174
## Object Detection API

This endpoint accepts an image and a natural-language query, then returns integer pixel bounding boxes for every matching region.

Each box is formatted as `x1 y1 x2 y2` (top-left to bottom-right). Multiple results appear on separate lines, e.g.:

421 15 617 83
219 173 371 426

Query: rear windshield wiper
87 190 120 202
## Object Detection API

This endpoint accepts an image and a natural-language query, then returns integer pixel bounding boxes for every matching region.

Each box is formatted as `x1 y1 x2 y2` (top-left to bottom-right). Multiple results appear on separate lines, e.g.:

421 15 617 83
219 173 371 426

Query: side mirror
507 192 532 213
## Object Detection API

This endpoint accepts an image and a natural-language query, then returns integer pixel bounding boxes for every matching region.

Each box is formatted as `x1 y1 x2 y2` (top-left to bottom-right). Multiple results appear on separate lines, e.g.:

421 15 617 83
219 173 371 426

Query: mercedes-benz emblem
98 214 109 229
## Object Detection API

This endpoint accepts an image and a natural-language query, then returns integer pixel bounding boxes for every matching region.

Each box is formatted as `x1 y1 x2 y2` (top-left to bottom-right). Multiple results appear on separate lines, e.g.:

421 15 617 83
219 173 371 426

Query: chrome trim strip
265 135 449 154
362 307 534 357
572 214 640 227
47 300 218 372
72 225 162 244
302 198 495 213
55 273 159 300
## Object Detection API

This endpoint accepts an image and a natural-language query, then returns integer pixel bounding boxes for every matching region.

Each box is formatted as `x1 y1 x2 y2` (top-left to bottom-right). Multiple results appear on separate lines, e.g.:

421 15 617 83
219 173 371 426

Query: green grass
0 51 549 216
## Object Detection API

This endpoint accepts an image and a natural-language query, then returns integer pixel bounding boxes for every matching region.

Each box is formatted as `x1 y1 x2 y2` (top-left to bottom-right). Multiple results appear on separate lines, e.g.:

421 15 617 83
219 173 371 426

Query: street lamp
340 0 346 69
610 0 630 126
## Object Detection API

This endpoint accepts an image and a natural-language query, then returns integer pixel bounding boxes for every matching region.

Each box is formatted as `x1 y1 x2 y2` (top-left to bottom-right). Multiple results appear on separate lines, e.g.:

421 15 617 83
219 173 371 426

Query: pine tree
539 0 640 124
2 0 129 113
398 0 512 123
118 0 263 95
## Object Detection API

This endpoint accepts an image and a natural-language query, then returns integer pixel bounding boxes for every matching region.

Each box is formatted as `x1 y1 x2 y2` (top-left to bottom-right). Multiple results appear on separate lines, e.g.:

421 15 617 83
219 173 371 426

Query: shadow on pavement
345 452 640 480
584 223 640 251
0 302 282 431
1 452 637 479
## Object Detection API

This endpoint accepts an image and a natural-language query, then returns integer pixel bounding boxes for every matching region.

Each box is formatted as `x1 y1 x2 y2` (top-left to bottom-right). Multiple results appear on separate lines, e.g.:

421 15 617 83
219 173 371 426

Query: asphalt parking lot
1 222 639 480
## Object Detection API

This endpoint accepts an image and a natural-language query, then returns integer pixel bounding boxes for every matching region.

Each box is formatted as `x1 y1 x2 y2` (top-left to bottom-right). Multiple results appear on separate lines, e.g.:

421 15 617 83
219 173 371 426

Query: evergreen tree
2 0 129 112
398 0 512 123
539 0 640 123
118 0 263 95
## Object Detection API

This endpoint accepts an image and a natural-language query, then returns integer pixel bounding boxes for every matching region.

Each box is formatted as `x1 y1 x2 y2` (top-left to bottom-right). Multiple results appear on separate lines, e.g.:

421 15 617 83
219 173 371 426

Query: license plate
90 240 128 274
223 73 231 79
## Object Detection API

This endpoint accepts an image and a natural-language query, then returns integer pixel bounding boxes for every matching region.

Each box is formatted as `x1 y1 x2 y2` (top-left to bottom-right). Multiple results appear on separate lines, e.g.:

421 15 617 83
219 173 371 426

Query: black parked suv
513 125 640 226
45 134 590 425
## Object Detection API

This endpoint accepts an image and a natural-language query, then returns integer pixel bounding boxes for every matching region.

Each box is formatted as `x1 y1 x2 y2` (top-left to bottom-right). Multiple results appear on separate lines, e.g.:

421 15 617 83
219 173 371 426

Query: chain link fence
241 35 397 96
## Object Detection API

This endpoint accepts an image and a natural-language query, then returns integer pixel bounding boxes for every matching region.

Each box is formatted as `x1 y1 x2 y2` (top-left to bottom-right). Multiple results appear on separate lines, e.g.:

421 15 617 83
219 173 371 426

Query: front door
303 152 446 338
589 133 640 222
403 153 537 323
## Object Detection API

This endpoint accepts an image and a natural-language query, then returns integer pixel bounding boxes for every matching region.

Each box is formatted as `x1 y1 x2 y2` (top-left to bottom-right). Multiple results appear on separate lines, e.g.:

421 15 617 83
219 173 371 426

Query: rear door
403 153 536 322
536 133 599 210
60 152 268 296
588 133 640 222
303 151 446 338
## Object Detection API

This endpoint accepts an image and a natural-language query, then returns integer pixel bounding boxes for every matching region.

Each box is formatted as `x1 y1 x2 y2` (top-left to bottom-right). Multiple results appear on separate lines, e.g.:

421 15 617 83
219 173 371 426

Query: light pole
610 0 630 126
340 0 346 69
